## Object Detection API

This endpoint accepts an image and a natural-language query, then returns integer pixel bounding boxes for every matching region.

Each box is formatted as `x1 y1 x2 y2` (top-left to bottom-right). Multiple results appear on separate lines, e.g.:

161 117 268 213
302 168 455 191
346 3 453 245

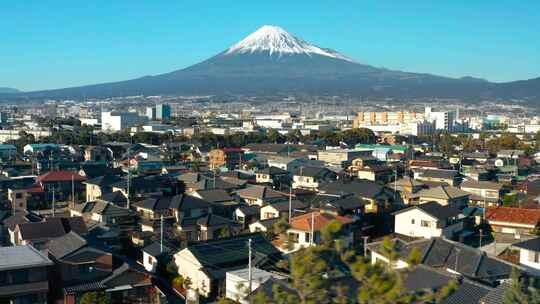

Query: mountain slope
0 87 20 94
15 25 540 102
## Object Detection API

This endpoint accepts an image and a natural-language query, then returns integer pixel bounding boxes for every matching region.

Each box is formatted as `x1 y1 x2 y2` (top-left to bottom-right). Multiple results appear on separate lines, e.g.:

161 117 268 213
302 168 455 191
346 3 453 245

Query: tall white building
101 111 146 132
425 107 455 131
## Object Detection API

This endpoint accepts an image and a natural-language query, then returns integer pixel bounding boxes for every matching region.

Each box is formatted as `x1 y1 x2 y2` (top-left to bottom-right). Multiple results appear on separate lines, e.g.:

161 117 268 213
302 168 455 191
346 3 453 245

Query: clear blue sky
2 1 539 91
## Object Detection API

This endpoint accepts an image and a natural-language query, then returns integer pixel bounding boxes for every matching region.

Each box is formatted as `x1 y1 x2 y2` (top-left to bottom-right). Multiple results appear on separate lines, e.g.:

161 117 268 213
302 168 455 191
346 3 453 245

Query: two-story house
291 166 337 191
0 245 53 304
255 166 290 184
235 185 287 206
513 237 540 274
393 201 469 239
414 185 470 207
285 211 354 252
460 179 505 206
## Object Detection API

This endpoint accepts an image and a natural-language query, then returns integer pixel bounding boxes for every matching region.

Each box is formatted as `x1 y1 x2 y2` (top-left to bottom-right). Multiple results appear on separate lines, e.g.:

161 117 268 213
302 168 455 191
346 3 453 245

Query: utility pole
160 214 164 253
51 187 56 217
363 236 369 257
248 238 253 293
479 229 483 248
310 212 315 246
288 187 292 224
71 174 75 207
127 146 131 210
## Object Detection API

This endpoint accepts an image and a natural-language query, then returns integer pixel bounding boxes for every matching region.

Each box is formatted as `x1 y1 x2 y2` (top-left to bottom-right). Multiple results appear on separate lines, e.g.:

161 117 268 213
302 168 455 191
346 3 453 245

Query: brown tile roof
38 170 87 183
290 211 353 232
486 206 540 226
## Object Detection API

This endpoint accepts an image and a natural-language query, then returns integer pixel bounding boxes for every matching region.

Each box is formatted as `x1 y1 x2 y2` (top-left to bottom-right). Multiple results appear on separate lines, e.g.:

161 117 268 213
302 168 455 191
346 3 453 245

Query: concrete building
101 111 146 132
425 107 455 131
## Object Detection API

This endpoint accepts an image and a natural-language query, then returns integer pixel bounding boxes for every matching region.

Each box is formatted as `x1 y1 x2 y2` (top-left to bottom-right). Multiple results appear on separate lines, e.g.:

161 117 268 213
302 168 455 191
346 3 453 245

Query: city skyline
2 1 539 91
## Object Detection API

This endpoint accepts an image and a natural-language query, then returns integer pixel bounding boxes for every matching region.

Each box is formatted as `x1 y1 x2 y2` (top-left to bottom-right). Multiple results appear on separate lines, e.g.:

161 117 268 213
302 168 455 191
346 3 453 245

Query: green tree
80 291 110 304
254 222 456 304
504 269 540 304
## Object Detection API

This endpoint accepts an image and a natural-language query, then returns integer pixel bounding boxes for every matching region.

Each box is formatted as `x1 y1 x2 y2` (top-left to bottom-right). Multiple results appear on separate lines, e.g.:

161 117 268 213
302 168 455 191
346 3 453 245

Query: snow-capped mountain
14 25 540 102
225 25 355 62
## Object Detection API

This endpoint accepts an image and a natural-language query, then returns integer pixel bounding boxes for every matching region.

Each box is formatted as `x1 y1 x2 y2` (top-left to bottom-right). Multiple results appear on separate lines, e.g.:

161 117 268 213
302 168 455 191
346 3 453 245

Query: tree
253 222 456 304
342 128 376 145
80 291 110 304
504 269 540 304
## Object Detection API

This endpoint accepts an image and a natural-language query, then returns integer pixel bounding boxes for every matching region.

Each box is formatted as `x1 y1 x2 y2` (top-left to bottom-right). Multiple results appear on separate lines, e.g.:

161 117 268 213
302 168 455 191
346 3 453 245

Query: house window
421 220 431 228
305 232 311 243
237 216 245 223
529 251 540 263
15 193 23 199
289 232 299 243
411 219 415 224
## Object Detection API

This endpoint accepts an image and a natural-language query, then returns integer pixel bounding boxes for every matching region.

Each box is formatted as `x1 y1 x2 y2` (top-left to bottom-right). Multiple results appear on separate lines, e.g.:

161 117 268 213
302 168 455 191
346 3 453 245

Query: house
191 189 238 217
255 166 289 184
0 245 53 304
178 172 241 193
415 169 459 186
266 156 324 171
291 166 337 191
12 216 87 249
414 185 470 207
392 177 426 205
285 211 354 252
69 200 135 230
84 145 114 162
319 180 395 213
235 185 287 206
209 148 245 170
0 144 16 160
46 232 113 288
485 207 540 238
317 149 370 166
173 233 281 298
512 237 540 274
317 195 365 217
23 143 60 155
84 174 122 202
178 212 241 242
249 218 280 233
78 163 121 179
259 200 308 220
62 263 157 304
356 165 394 183
37 170 87 201
460 179 505 206
368 237 513 286
142 242 173 273
234 205 261 229
393 202 470 239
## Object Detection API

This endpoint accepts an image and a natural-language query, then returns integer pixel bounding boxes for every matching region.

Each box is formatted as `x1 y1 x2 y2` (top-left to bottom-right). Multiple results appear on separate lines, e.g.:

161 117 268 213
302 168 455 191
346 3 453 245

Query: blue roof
0 144 16 150
28 143 59 148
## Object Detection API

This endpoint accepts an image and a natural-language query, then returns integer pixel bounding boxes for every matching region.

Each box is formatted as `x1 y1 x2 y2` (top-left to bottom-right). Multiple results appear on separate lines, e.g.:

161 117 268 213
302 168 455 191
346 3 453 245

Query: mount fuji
12 25 540 102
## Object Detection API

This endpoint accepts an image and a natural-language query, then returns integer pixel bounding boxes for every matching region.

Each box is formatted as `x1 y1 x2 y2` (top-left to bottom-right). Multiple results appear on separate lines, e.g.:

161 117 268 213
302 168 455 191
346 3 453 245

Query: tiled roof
38 170 86 183
486 206 540 226
513 236 540 252
416 185 470 200
290 211 353 232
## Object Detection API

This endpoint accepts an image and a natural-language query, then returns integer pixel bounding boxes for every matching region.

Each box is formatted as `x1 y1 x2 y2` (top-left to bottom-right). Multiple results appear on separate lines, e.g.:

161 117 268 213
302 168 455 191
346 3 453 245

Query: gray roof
320 180 389 199
368 237 514 285
46 231 87 259
394 201 462 221
461 180 504 191
142 242 173 257
236 185 286 201
420 169 459 179
513 237 540 252
0 245 53 271
195 189 233 203
417 185 471 200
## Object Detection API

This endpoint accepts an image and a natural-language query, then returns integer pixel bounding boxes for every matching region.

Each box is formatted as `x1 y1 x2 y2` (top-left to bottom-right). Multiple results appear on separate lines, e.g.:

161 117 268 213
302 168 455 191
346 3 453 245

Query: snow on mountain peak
225 25 356 62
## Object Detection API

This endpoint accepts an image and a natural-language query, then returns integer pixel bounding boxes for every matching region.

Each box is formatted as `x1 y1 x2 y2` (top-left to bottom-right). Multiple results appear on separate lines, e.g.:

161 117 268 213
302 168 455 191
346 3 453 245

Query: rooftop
0 245 53 271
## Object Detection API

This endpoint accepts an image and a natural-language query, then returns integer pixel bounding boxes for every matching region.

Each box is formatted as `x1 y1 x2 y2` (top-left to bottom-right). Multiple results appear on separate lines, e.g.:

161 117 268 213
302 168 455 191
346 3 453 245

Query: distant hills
0 87 20 94
8 25 540 103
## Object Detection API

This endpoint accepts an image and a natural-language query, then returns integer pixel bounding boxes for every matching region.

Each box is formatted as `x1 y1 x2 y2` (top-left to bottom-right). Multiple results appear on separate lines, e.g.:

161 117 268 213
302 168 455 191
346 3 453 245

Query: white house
513 237 540 274
225 268 282 303
393 202 466 239
285 211 353 252
141 242 172 273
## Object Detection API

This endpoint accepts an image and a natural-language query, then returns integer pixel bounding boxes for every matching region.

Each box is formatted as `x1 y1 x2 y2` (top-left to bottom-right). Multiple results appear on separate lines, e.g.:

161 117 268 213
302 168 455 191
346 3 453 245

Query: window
305 232 311 243
411 219 415 224
15 193 23 199
289 232 299 243
529 251 540 263
421 220 431 228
